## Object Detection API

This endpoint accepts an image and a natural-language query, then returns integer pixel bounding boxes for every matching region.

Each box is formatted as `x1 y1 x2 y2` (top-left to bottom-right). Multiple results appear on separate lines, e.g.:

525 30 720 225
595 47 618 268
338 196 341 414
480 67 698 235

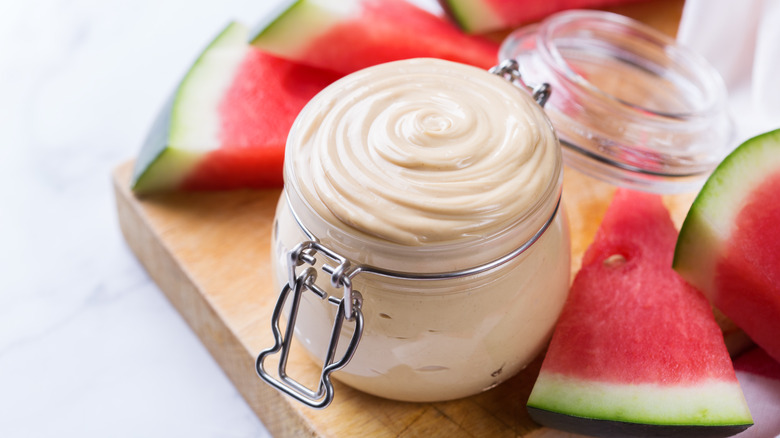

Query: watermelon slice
674 128 780 364
735 347 780 381
733 348 780 437
131 22 340 193
528 189 752 437
438 0 650 34
250 0 500 75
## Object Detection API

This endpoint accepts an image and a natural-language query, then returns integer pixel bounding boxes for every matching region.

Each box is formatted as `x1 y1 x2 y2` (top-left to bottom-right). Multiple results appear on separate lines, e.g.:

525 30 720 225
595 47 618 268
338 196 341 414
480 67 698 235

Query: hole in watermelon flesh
603 253 627 267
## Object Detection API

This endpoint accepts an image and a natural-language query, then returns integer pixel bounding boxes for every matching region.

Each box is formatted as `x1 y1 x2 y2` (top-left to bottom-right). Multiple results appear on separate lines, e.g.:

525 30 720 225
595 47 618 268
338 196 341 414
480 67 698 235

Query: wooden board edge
111 161 317 437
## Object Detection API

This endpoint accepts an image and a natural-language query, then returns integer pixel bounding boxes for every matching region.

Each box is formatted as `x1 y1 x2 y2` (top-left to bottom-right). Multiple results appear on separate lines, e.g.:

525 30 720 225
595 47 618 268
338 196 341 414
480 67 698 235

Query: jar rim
499 10 734 193
284 190 562 280
284 161 563 274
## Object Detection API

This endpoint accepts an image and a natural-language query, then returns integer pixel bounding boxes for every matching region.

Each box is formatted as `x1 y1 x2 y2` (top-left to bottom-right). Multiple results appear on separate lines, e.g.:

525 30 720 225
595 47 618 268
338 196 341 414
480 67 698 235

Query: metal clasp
255 241 364 409
490 59 551 108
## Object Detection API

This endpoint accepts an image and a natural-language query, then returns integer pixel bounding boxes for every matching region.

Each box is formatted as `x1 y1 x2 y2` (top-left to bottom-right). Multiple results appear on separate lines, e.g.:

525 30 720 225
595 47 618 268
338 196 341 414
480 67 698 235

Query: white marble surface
0 1 285 436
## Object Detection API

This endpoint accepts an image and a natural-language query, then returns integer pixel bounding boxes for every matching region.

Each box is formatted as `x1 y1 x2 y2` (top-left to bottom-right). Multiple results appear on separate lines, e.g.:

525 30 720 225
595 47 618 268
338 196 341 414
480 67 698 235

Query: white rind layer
132 22 249 193
528 371 753 426
171 24 249 151
442 0 503 33
250 0 355 57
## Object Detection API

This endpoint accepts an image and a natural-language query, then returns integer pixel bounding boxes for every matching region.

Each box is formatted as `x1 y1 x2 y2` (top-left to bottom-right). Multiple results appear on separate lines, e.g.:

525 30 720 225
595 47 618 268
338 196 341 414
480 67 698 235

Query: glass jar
257 58 571 407
500 10 733 193
257 9 734 409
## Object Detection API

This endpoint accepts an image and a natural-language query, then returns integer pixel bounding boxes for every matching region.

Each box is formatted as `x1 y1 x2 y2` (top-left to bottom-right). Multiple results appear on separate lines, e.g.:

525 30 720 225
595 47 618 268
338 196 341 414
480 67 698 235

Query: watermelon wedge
674 128 780 364
735 347 780 381
131 22 340 194
528 189 752 437
250 0 500 75
438 0 650 34
733 348 780 437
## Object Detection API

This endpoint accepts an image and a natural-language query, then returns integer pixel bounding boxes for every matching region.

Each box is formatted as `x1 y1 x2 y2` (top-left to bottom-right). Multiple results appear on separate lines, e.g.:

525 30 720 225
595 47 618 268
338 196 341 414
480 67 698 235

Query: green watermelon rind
249 0 347 57
528 372 753 427
437 0 503 34
527 408 751 438
673 128 780 299
131 22 249 194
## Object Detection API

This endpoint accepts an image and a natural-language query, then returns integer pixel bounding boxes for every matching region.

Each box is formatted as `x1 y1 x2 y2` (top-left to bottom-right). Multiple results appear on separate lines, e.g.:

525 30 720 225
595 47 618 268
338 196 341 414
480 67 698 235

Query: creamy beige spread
287 58 559 245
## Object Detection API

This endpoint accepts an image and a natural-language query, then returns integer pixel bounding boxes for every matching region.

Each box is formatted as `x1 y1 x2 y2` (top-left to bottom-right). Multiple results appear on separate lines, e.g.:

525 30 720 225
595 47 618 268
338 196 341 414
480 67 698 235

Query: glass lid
499 10 733 193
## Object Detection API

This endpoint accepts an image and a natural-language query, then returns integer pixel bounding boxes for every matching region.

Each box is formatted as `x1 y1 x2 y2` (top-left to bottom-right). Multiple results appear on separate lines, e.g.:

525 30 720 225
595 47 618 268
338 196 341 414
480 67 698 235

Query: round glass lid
500 10 733 193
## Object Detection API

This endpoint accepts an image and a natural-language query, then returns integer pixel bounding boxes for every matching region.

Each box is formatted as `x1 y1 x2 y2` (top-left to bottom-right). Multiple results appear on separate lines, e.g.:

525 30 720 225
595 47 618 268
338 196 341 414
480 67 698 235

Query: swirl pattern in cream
287 58 560 245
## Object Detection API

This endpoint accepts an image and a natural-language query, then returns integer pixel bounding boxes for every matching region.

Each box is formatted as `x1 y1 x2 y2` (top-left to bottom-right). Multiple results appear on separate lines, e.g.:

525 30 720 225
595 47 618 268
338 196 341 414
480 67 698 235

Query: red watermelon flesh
674 129 780 366
439 0 651 34
735 347 780 381
713 172 780 363
181 49 340 190
250 0 500 75
732 347 780 438
527 189 752 436
132 22 340 194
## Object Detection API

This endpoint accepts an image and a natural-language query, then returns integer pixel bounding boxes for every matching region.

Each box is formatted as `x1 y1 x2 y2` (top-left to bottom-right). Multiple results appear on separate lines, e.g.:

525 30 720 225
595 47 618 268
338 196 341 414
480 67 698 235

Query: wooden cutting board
113 2 691 436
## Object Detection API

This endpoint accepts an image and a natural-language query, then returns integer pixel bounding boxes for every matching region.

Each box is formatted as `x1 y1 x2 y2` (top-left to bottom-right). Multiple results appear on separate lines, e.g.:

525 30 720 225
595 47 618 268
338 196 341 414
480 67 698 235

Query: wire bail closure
255 241 364 409
490 59 551 108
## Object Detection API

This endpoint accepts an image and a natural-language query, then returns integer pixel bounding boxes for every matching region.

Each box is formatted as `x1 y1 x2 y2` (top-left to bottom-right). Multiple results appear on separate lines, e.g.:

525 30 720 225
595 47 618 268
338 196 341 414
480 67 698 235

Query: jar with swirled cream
262 58 570 404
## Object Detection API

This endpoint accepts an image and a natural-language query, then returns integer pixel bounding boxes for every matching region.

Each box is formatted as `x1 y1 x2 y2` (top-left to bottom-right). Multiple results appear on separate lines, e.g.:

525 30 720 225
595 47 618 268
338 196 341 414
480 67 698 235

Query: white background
0 1 286 436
